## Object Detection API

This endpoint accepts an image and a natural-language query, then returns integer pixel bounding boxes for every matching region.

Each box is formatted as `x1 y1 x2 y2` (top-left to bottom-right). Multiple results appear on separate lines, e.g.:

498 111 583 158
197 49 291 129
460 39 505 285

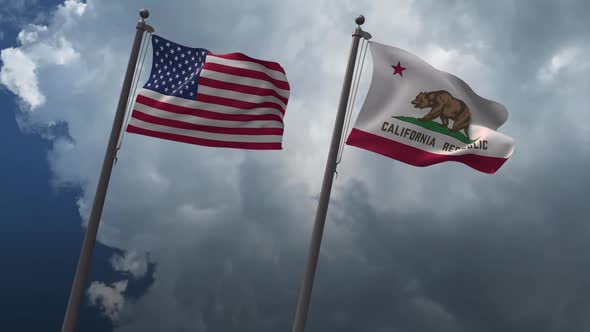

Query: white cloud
87 280 128 321
0 47 44 108
60 0 87 17
17 25 48 44
111 251 149 279
0 1 85 111
537 47 580 83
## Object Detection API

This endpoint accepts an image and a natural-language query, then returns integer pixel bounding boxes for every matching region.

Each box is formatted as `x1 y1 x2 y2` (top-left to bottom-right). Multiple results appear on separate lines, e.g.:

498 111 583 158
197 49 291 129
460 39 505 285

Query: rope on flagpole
115 31 152 164
335 37 369 177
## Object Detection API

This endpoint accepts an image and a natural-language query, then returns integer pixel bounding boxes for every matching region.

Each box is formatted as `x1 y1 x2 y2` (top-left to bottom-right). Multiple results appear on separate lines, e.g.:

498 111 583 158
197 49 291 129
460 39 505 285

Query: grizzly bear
410 90 471 138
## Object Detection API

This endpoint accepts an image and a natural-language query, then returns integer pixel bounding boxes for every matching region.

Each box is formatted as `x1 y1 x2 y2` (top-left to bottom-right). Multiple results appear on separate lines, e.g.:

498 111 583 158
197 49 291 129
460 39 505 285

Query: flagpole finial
355 15 365 26
139 8 149 19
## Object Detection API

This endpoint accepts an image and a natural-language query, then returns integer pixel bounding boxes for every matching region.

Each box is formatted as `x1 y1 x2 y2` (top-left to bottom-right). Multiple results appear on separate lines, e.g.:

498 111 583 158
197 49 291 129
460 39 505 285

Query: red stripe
202 63 290 91
131 110 284 136
208 53 286 74
136 94 284 123
196 93 285 115
199 77 289 105
126 124 282 150
346 129 508 174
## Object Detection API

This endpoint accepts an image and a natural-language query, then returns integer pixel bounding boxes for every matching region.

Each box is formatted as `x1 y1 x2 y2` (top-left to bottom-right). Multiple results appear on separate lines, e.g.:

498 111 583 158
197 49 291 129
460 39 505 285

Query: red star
391 61 406 77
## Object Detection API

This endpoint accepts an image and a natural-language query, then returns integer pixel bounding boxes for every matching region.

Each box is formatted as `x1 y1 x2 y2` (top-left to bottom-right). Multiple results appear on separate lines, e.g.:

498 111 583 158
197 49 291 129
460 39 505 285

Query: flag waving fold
346 41 514 174
127 35 290 150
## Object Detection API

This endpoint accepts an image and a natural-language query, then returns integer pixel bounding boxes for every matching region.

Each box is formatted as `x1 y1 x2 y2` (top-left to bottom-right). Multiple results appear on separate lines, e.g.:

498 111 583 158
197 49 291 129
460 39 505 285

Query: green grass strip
393 116 478 144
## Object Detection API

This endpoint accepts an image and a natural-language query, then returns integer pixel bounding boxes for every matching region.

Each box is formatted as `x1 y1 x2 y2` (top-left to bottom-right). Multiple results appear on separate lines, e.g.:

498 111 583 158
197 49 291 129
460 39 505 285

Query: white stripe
205 55 288 82
354 119 514 158
137 89 285 120
199 70 290 99
128 117 283 143
196 85 287 110
133 103 284 128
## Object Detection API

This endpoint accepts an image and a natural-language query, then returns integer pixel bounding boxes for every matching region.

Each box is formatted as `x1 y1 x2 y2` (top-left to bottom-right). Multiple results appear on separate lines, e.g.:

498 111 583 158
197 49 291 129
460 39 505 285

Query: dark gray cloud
302 139 590 332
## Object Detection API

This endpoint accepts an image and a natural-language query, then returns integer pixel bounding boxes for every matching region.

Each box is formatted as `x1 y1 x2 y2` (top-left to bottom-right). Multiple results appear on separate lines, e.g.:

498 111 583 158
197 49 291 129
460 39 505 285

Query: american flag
126 35 290 150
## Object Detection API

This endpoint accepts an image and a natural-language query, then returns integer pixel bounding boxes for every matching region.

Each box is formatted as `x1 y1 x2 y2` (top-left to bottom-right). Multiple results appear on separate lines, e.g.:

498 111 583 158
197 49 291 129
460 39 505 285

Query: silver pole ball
355 15 365 25
139 9 150 19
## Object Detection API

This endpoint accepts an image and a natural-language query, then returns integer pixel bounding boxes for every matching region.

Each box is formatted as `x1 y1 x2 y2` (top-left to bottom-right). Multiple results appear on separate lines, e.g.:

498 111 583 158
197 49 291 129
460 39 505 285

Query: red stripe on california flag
126 124 282 150
196 93 285 115
346 129 507 174
208 53 286 74
202 63 290 90
198 77 289 105
136 94 284 123
131 110 284 136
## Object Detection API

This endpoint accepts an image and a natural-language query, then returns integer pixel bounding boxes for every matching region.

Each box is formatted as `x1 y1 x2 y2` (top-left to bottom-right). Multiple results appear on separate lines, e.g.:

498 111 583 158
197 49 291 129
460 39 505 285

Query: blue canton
144 35 209 100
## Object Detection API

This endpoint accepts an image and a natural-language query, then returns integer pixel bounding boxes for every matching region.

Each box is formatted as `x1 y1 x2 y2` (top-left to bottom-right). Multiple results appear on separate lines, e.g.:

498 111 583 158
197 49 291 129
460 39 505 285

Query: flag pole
61 9 154 332
291 15 367 332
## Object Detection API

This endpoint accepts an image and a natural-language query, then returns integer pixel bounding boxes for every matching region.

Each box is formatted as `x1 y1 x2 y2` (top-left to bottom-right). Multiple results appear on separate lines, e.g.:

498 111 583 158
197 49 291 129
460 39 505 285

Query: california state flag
346 42 515 174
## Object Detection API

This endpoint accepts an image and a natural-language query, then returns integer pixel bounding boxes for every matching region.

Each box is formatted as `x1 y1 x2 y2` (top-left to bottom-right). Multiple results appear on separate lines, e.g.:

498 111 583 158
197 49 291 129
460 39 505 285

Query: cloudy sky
1 0 590 331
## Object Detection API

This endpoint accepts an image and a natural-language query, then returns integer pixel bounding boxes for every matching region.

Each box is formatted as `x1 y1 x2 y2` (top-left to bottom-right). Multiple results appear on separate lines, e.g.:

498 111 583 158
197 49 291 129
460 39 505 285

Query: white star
178 80 182 85
155 51 159 56
170 49 175 54
155 63 159 68
182 70 186 75
191 57 195 61
177 46 181 51
187 50 191 55
172 84 176 89
172 68 176 72
152 74 156 78
159 58 164 63
165 87 168 92
147 83 151 87
160 75 163 79
169 77 173 81
155 84 159 88
160 46 164 51
169 60 173 65
154 38 159 43
184 85 189 90
191 80 195 85
163 65 168 70
185 60 189 64
166 71 170 76
166 42 170 47
162 80 166 85
174 56 178 61
175 74 179 79
165 53 169 58
178 64 182 68
190 92 194 96
181 53 185 58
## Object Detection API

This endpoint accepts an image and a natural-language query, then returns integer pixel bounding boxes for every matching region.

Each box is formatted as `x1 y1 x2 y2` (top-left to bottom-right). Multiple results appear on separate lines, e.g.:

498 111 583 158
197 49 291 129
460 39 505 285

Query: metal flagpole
291 15 369 332
61 9 155 332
